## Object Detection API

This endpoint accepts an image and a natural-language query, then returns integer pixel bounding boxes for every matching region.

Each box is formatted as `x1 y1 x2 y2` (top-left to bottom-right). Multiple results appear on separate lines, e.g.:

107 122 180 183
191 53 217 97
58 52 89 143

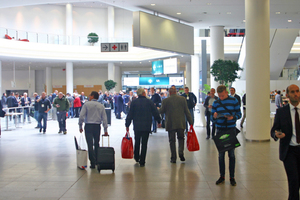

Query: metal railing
0 27 133 47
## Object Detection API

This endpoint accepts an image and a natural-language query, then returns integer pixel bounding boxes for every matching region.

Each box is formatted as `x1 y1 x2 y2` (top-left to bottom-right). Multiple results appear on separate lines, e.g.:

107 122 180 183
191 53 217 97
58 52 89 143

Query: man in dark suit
126 88 161 167
7 92 19 121
150 87 161 133
230 87 241 106
271 84 300 200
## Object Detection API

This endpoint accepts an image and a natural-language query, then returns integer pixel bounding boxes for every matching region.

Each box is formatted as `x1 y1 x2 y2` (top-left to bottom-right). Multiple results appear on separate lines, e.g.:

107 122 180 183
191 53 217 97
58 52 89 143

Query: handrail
237 35 245 62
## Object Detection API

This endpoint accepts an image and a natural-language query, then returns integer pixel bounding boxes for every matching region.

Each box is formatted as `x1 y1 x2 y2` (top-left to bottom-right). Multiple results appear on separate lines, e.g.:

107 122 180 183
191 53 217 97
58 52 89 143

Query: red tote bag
121 131 134 159
187 125 200 152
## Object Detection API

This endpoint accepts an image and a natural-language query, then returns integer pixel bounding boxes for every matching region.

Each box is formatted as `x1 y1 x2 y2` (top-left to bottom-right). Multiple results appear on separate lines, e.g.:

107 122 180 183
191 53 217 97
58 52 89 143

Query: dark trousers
168 129 185 161
206 112 216 137
152 116 157 132
217 128 236 178
38 112 47 131
185 108 194 132
84 124 100 165
134 131 150 165
283 146 300 200
74 107 80 118
57 111 66 132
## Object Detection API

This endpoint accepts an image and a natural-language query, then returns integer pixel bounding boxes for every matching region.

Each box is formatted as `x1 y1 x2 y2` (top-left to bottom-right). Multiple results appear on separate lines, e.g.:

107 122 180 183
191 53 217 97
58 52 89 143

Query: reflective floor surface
0 111 289 200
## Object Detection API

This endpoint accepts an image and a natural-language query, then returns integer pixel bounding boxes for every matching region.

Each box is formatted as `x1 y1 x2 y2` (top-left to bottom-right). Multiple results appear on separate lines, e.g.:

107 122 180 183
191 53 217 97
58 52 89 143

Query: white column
45 67 52 94
210 26 224 89
114 66 121 92
108 63 115 80
66 3 73 45
108 6 115 42
191 55 200 103
245 0 270 141
185 62 191 89
0 61 2 95
66 62 73 95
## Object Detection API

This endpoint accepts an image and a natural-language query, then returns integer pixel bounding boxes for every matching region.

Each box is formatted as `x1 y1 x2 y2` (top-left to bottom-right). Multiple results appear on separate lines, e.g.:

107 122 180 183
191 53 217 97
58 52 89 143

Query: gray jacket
67 96 74 107
159 94 193 131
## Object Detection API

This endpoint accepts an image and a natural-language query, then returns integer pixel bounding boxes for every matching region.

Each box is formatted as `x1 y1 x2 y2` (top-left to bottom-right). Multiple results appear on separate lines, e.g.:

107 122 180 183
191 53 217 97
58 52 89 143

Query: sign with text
139 77 169 86
101 43 129 52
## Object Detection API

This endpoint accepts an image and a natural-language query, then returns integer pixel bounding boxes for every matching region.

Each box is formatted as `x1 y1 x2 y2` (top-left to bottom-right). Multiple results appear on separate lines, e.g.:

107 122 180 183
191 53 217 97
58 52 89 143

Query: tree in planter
200 84 211 95
87 32 99 45
210 59 243 86
104 80 117 91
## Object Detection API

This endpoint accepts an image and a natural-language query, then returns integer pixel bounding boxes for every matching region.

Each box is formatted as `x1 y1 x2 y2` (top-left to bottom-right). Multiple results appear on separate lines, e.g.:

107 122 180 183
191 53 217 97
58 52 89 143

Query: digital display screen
152 60 164 75
163 58 178 74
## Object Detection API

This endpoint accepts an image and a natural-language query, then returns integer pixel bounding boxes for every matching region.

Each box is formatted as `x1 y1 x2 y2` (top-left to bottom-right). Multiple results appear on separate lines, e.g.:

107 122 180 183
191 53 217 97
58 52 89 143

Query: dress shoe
170 160 176 164
206 136 210 140
58 131 62 134
35 126 39 129
216 177 225 185
179 156 185 161
39 128 42 133
43 131 46 134
63 131 67 135
230 178 237 186
139 163 145 167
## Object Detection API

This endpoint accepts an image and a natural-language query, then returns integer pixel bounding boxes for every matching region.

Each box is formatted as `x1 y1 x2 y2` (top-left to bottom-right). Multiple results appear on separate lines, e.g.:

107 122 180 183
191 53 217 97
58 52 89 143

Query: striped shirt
211 96 241 128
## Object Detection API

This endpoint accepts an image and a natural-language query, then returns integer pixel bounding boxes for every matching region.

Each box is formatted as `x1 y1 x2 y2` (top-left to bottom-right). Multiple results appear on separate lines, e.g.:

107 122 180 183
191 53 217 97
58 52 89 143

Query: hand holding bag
187 125 200 152
75 134 88 170
121 131 134 159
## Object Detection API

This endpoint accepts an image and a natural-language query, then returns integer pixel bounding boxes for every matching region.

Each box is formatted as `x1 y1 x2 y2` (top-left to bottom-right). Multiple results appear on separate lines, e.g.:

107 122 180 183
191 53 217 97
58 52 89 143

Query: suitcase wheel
97 165 101 173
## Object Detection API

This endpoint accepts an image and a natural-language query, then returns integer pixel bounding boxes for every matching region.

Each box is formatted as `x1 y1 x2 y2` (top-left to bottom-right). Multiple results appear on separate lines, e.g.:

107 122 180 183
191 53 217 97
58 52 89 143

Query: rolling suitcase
97 135 115 173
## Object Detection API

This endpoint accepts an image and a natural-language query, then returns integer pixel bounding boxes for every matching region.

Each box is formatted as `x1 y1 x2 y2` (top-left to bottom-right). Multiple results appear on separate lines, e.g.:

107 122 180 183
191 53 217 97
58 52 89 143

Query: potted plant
210 59 243 88
104 80 117 92
87 32 99 46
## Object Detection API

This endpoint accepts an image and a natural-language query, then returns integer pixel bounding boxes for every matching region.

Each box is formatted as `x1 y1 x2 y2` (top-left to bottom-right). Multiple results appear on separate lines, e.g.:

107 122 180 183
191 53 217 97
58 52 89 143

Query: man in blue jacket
126 88 161 167
211 85 241 186
37 92 52 134
7 92 19 121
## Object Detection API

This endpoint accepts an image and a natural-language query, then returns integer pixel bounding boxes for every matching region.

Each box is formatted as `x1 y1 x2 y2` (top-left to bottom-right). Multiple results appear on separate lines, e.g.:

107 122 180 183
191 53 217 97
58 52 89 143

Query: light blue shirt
78 99 108 132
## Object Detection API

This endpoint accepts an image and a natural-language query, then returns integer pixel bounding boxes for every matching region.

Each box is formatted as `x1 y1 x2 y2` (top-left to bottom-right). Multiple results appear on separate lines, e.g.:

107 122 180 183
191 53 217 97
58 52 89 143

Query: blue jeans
34 111 39 127
186 108 194 132
38 112 47 131
23 108 31 122
68 107 73 118
217 128 236 178
152 116 157 132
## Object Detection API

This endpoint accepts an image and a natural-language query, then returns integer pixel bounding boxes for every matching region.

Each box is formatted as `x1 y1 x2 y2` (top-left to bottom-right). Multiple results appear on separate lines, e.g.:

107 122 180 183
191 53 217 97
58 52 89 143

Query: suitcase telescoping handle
102 134 110 147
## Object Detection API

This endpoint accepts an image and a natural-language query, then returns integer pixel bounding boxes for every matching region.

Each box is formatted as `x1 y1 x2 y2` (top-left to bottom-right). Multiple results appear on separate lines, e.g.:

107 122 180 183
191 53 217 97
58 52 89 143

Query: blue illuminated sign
139 77 169 86
152 60 163 75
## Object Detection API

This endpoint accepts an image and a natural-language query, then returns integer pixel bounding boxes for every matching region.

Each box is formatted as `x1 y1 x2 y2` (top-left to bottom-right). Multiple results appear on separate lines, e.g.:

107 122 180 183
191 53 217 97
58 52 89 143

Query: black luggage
97 135 115 172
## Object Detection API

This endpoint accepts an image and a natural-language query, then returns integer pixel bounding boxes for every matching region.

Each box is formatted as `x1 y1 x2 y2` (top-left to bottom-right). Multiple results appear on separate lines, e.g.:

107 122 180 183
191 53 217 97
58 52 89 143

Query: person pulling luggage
78 91 108 169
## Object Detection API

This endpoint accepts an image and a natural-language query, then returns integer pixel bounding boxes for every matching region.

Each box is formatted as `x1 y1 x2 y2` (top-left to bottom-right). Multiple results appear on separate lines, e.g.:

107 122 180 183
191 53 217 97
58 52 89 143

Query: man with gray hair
125 88 161 167
21 92 31 123
53 92 70 134
159 87 193 163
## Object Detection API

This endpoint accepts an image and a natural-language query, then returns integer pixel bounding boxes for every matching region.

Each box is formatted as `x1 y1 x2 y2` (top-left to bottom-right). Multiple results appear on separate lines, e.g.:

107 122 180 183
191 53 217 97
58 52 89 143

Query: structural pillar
191 55 200 104
66 3 73 45
210 26 224 89
245 0 270 141
115 66 121 92
108 6 115 42
108 63 115 81
185 62 191 89
66 62 73 95
45 67 52 94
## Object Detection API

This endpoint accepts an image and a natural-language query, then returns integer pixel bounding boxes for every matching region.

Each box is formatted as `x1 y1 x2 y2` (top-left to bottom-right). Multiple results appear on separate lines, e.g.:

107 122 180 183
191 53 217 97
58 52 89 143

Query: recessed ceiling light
243 19 246 23
151 4 155 6
120 62 122 64
177 12 181 15
140 62 142 64
288 19 292 22
207 3 212 5
227 12 232 14
276 12 281 14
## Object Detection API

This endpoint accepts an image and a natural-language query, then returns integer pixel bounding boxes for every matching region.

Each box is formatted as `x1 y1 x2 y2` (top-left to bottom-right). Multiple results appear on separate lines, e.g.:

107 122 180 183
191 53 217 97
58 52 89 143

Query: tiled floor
0 110 290 200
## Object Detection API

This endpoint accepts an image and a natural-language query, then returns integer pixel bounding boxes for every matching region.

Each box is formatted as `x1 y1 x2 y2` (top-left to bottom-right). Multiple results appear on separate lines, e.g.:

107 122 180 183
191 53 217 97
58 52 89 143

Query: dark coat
271 104 295 161
126 96 161 132
181 92 197 109
233 94 241 106
116 94 124 113
151 93 161 107
7 96 18 107
21 97 31 107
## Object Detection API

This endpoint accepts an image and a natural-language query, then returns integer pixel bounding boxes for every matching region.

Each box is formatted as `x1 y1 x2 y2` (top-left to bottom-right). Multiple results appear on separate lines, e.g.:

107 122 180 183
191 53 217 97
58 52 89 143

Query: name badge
41 104 45 107
187 96 189 100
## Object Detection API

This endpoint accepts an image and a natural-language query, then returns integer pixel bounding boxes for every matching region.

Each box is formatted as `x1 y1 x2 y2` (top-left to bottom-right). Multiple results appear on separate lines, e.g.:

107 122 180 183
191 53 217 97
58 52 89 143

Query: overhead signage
139 77 169 86
152 60 163 75
169 77 184 86
164 58 178 74
124 77 139 86
101 43 129 52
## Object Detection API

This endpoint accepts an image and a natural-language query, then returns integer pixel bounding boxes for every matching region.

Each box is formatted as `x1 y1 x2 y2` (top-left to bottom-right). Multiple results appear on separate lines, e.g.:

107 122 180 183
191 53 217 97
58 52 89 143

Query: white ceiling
0 0 300 72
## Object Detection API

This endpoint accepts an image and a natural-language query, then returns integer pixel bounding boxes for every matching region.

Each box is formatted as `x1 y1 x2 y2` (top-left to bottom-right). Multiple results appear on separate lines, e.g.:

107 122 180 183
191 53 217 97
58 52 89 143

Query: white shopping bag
75 135 87 170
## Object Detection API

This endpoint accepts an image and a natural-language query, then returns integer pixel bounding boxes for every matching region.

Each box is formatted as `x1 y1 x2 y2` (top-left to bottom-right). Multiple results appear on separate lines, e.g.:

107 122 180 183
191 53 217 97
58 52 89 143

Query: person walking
53 92 70 134
79 91 108 169
240 93 246 128
181 87 197 133
66 93 74 118
204 88 218 139
1 93 7 108
150 87 161 133
116 92 124 119
73 94 81 118
21 92 31 123
159 87 193 163
212 85 241 186
275 90 283 108
271 84 300 200
125 88 161 167
37 92 52 134
33 93 40 128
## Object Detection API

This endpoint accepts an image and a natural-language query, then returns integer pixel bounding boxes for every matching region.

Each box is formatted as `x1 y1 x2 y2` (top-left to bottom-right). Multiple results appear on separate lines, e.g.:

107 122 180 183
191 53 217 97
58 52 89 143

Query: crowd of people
1 84 300 199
